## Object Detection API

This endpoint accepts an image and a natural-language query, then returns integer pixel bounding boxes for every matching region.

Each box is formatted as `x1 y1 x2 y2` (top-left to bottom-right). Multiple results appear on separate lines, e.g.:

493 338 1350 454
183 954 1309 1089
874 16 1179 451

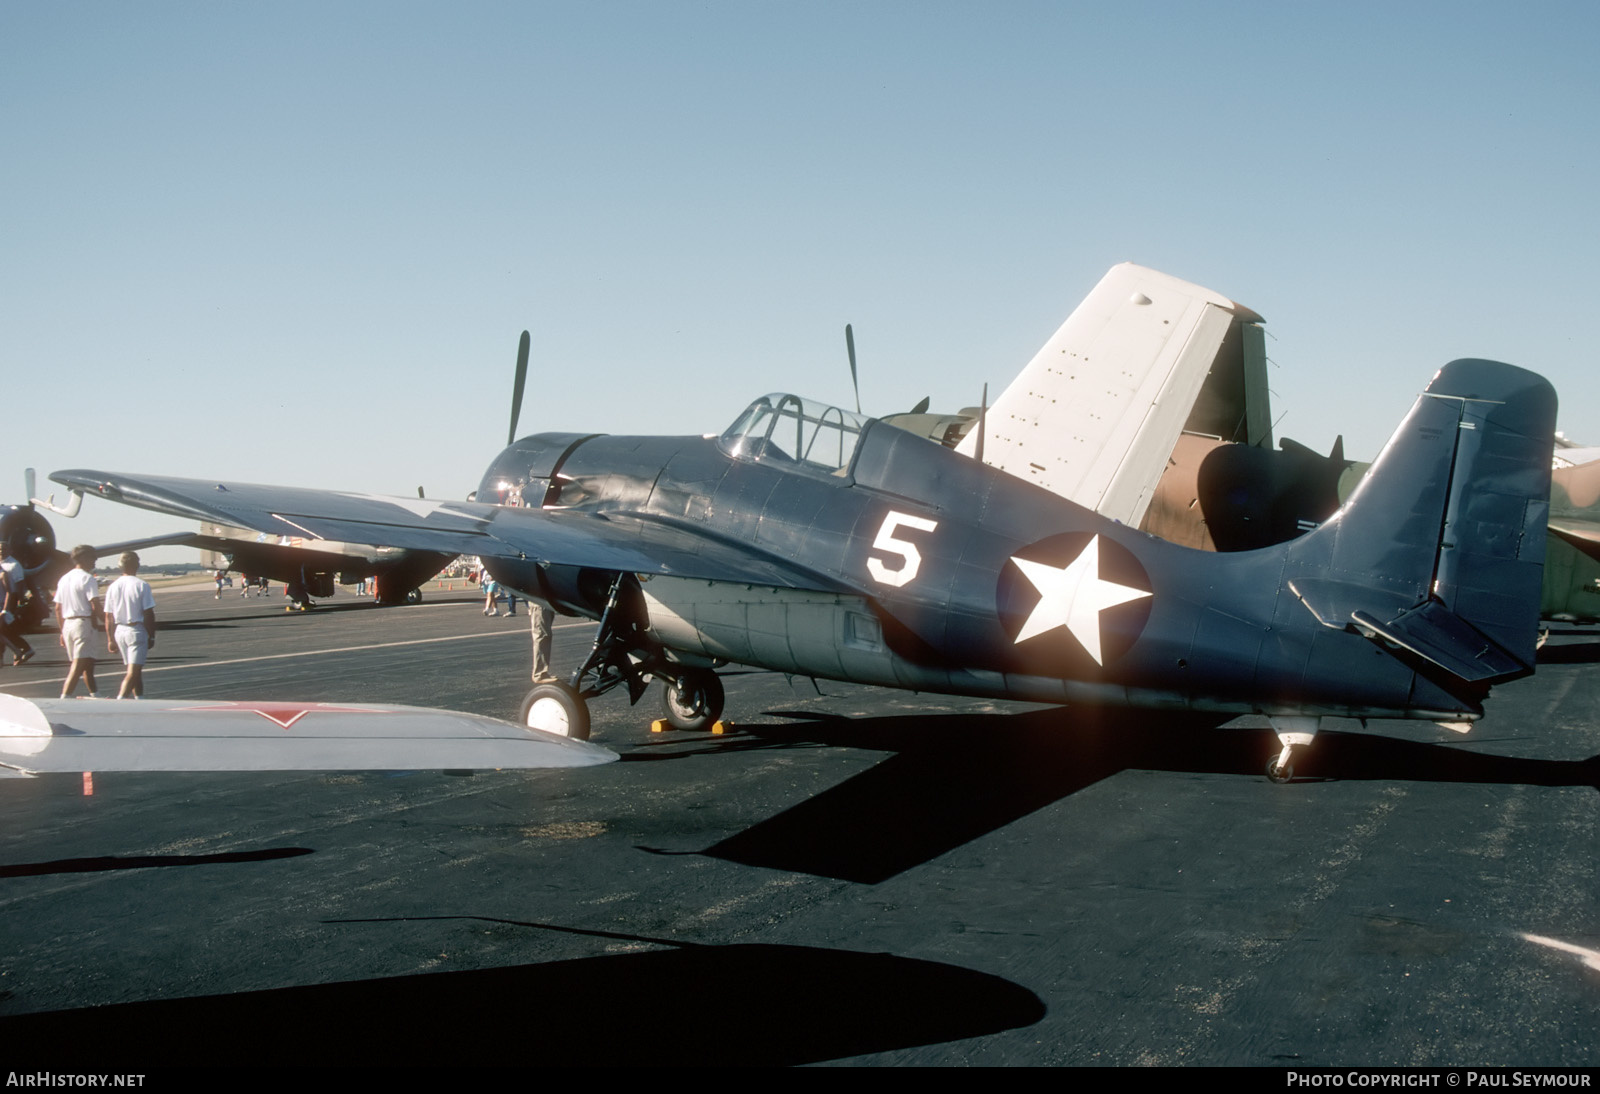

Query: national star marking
1010 535 1152 664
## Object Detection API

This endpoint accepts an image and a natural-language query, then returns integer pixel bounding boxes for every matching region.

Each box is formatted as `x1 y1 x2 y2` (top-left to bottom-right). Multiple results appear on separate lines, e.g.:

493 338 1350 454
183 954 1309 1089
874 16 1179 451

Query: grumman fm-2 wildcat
53 349 1555 783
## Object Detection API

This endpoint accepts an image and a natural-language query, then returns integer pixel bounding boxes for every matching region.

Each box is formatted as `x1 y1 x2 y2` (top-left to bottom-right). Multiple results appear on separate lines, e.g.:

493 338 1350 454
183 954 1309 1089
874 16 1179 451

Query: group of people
24 553 553 700
216 570 270 598
54 546 157 700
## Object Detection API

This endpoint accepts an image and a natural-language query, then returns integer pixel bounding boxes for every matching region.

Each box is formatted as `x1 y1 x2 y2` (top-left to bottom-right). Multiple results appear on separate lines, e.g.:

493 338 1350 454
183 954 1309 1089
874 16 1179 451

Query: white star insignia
1011 535 1151 665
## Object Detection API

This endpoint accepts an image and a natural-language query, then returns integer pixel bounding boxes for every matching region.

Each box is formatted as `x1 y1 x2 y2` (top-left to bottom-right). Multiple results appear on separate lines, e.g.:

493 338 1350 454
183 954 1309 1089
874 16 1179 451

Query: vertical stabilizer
957 263 1263 526
1286 360 1555 682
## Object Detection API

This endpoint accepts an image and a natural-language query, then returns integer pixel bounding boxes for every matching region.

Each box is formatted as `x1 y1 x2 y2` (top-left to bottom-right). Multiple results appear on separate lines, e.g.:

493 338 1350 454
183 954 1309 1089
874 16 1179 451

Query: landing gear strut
514 573 726 738
518 574 649 739
1266 716 1320 784
515 572 732 742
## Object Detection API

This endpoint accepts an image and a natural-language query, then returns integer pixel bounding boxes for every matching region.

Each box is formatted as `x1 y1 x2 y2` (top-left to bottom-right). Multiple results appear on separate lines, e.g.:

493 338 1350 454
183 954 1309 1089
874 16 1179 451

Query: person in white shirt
103 551 157 699
54 545 103 698
0 552 34 665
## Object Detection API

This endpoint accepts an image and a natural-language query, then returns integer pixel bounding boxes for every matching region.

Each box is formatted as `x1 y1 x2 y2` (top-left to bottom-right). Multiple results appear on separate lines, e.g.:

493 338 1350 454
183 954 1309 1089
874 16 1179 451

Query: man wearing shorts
54 545 102 698
104 551 157 699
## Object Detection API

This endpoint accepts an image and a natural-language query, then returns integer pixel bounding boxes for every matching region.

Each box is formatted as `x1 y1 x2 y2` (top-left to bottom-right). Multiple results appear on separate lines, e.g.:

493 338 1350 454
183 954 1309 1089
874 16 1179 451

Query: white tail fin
957 263 1265 526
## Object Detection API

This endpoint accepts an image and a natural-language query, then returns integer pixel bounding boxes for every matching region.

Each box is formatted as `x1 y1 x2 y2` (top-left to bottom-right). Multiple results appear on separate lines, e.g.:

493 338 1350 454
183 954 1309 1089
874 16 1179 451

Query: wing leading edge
0 693 616 774
50 469 844 592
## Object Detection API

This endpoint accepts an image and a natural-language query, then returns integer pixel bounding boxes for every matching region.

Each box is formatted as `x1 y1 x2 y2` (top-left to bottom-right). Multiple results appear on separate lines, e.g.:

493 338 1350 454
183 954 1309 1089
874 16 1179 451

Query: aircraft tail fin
1285 359 1556 683
956 263 1265 525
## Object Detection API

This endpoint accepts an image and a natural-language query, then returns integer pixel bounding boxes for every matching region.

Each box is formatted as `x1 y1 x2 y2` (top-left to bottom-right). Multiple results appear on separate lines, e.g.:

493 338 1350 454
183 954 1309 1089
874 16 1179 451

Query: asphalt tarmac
1 583 1597 1067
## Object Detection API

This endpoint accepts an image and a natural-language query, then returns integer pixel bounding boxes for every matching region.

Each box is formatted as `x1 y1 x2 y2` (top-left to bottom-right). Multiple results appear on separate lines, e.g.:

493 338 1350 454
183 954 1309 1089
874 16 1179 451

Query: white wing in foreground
0 693 616 775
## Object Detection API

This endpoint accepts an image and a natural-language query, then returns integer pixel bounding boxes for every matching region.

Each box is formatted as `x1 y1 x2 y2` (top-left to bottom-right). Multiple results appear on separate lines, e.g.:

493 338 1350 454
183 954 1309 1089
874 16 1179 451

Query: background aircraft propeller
845 324 861 414
976 383 987 463
24 467 80 518
508 329 531 446
845 324 930 417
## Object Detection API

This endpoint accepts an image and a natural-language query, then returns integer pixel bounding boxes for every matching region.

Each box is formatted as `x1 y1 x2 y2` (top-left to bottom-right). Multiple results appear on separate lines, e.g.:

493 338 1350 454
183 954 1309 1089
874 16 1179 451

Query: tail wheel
659 669 724 732
520 682 591 741
405 588 423 605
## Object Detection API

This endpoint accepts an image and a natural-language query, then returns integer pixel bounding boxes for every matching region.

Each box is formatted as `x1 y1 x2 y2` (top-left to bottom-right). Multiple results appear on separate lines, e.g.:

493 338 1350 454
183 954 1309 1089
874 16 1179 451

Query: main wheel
405 587 423 605
520 682 591 741
658 669 725 732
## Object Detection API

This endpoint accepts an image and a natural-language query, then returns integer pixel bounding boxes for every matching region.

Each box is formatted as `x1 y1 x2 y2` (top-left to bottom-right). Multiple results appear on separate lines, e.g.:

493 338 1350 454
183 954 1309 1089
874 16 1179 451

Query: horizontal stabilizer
1349 601 1527 682
0 694 616 775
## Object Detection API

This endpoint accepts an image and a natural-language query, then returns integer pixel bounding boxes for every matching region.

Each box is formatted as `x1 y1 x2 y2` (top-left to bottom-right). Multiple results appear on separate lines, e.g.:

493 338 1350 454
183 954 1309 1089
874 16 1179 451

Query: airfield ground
1 583 1596 1066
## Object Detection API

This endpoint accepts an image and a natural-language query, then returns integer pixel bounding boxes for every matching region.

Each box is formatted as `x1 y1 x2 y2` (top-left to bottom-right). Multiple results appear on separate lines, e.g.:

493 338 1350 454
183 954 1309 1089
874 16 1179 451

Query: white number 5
867 510 939 587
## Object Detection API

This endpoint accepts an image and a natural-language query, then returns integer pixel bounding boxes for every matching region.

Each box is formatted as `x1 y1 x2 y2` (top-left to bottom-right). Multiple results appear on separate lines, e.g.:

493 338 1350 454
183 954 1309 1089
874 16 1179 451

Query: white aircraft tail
957 263 1265 526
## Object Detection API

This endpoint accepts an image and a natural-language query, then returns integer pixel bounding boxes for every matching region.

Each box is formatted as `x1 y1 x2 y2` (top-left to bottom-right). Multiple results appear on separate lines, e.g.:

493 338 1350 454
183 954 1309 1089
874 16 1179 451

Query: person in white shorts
103 551 157 699
54 545 103 698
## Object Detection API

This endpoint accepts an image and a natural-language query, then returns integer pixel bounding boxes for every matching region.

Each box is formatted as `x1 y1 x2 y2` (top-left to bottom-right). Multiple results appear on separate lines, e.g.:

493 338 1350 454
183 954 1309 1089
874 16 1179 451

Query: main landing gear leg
518 575 647 742
1266 716 1320 783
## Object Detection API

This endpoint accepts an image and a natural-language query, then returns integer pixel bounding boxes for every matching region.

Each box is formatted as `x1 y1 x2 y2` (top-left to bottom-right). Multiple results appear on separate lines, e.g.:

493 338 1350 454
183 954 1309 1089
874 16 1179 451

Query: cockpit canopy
719 394 870 474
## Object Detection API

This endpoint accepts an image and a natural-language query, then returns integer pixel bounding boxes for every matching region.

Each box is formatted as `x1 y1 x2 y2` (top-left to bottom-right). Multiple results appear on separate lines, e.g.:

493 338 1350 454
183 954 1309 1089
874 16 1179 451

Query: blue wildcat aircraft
51 282 1555 783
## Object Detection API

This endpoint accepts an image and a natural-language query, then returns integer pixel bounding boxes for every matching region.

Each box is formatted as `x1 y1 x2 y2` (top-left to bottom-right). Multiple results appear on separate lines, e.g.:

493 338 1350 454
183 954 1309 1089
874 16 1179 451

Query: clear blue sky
6 1 1597 558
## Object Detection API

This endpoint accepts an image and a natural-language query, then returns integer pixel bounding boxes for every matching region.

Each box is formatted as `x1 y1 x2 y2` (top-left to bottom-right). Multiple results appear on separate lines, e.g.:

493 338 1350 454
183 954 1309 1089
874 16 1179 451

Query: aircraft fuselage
479 418 1475 722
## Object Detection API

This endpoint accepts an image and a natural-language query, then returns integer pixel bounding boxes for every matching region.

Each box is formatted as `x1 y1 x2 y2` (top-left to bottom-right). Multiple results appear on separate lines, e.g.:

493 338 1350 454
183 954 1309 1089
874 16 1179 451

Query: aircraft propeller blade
508 330 531 446
976 383 988 464
25 466 81 517
910 396 930 415
845 324 861 414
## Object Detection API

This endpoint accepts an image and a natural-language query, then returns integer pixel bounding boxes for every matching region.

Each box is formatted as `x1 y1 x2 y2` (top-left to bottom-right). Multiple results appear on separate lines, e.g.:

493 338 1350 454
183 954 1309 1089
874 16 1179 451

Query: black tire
659 669 725 732
405 588 423 605
520 682 591 741
1265 757 1294 784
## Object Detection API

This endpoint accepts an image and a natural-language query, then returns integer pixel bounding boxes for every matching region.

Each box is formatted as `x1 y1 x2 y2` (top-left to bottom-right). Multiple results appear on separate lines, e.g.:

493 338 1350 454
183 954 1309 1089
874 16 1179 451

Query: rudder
1286 359 1555 682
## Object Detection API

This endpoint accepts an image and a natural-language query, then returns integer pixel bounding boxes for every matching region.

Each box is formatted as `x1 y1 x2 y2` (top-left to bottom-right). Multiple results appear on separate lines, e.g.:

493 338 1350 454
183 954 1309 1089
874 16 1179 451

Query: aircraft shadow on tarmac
0 847 313 879
0 936 1045 1066
643 709 1600 884
1535 641 1600 665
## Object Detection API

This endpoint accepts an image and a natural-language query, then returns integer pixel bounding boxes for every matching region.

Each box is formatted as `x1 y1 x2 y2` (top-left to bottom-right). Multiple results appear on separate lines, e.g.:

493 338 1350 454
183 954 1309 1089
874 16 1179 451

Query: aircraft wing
0 693 616 775
50 469 847 592
89 529 392 572
956 263 1266 527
